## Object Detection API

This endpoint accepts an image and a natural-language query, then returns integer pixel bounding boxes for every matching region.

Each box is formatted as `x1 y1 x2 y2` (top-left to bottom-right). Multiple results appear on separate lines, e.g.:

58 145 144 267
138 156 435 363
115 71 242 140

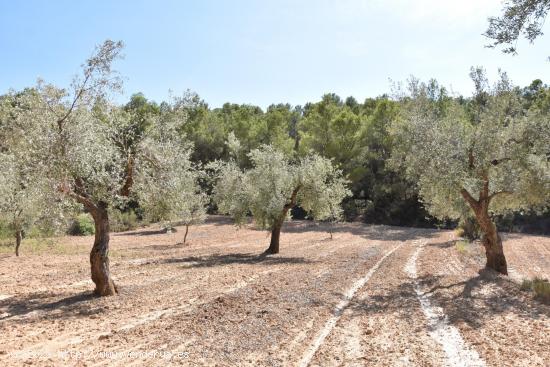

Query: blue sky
1 0 549 108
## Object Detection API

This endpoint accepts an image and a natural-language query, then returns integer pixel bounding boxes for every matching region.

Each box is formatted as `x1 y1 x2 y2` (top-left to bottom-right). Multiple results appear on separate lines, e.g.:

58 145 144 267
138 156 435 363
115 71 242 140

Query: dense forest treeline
1 76 549 244
4 79 550 240
110 77 550 234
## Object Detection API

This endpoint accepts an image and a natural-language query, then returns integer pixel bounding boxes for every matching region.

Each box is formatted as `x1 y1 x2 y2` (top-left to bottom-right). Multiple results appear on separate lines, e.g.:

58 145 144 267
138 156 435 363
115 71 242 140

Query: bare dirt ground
0 216 548 366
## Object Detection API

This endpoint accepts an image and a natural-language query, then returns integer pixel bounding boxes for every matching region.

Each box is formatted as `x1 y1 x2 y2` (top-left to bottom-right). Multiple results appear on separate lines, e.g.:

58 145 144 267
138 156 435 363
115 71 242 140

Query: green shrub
532 278 550 303
457 216 480 241
520 277 550 304
110 209 140 232
68 214 95 236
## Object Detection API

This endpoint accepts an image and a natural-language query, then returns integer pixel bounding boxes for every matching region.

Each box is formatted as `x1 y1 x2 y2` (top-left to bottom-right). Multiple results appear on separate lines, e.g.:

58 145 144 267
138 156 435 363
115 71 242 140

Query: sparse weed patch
455 240 470 255
520 279 532 291
520 277 550 304
0 237 62 255
0 232 91 256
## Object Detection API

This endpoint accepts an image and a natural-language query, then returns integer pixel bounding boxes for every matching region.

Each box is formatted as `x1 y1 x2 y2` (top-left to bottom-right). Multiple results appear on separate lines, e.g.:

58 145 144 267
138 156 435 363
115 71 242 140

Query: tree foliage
390 71 550 273
134 108 207 233
2 36 550 286
0 40 201 295
485 0 550 54
0 91 66 255
0 152 47 255
393 72 549 218
210 145 350 253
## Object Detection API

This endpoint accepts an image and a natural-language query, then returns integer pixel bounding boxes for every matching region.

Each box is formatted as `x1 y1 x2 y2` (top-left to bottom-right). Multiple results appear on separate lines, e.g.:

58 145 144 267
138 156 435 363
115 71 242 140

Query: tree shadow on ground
348 269 549 330
281 220 440 242
123 243 186 252
158 252 312 269
0 291 98 322
424 240 457 249
114 228 167 237
203 215 236 226
432 270 550 327
114 216 442 245
114 216 236 237
181 215 442 242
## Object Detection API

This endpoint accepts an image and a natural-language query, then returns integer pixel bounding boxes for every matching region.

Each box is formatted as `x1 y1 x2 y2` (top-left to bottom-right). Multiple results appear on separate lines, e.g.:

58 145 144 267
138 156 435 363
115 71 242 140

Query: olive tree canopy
4 40 199 296
211 145 351 254
0 90 70 256
0 152 48 256
390 72 550 274
485 0 550 54
135 110 207 243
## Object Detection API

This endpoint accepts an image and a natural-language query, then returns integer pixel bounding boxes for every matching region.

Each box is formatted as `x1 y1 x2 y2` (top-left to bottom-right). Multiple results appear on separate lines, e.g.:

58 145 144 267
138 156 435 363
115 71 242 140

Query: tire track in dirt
298 242 402 367
8 267 282 363
308 233 456 366
88 240 388 366
419 235 550 366
8 236 373 365
334 316 364 366
1 225 432 367
405 241 486 367
3 221 548 367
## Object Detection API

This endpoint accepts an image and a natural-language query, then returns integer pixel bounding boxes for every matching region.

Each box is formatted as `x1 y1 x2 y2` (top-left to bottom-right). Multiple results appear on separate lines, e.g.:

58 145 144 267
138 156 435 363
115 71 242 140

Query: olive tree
0 92 61 256
0 98 31 256
23 41 127 296
135 112 207 243
391 73 550 275
322 189 346 240
0 152 44 256
210 145 350 254
9 40 197 296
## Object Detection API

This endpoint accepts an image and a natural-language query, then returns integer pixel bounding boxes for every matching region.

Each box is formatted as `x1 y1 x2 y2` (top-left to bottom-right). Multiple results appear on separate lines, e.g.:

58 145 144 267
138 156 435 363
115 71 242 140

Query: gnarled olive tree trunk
183 224 190 245
264 186 301 255
15 229 22 257
461 185 508 275
472 206 507 274
265 220 283 255
88 201 117 296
